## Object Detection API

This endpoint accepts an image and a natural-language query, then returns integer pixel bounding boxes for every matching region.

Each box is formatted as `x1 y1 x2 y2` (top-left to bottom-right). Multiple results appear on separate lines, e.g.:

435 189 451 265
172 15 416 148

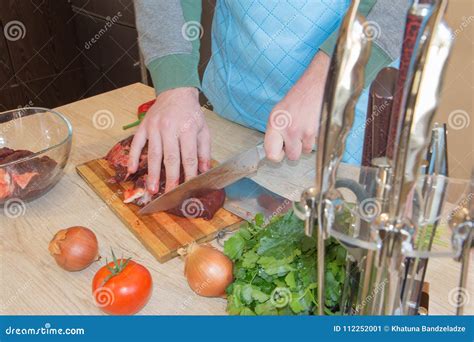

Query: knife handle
361 67 398 167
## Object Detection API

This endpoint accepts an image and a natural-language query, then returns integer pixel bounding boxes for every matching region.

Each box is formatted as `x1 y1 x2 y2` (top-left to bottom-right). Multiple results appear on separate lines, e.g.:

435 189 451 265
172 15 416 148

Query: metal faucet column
307 0 371 315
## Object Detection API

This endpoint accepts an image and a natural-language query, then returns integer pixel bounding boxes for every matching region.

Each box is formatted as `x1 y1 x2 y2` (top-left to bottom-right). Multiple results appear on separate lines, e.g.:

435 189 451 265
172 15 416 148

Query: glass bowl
0 107 72 205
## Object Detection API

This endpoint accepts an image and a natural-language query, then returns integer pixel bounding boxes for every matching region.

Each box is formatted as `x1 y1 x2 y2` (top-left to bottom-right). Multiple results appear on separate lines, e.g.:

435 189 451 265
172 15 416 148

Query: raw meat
167 189 226 220
0 147 57 201
105 135 148 183
105 136 225 220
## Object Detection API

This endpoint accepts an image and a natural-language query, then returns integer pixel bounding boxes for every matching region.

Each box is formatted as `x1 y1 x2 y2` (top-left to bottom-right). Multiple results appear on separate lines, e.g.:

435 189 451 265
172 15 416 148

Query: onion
182 243 233 297
48 226 99 271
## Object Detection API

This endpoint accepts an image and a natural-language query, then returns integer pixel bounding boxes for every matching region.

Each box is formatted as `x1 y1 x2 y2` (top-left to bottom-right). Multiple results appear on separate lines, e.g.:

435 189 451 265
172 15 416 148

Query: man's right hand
127 87 211 194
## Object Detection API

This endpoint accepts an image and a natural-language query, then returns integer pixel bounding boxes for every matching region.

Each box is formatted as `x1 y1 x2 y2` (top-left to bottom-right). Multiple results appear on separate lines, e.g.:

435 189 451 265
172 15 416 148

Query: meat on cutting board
105 135 225 220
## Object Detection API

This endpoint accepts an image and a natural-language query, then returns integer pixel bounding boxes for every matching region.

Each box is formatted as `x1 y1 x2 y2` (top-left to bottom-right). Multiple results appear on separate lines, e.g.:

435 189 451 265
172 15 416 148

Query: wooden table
1 83 471 315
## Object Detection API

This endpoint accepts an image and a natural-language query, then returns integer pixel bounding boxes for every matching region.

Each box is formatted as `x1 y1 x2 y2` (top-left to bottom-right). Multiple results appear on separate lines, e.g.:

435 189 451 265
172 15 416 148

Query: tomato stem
100 248 132 287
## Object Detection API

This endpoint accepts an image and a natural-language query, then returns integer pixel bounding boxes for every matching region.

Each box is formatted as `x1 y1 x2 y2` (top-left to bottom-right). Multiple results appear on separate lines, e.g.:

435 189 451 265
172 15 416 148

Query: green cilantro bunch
224 211 347 315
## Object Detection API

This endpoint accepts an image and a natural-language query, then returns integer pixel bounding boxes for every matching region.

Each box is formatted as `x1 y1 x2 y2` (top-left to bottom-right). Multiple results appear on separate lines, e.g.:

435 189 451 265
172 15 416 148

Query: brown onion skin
48 226 99 271
184 244 233 297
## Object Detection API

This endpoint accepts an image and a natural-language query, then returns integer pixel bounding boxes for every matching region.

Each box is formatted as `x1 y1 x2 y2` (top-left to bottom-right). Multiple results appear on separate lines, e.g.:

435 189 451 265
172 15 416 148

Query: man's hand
264 51 330 161
127 87 211 193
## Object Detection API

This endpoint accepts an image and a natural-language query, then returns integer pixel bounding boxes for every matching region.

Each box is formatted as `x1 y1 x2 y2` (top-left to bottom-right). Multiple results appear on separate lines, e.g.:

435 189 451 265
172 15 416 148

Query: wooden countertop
1 83 471 315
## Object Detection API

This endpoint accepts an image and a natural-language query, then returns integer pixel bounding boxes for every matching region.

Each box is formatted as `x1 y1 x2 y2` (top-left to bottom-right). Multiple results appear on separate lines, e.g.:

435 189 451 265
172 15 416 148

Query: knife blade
139 144 266 215
223 177 291 222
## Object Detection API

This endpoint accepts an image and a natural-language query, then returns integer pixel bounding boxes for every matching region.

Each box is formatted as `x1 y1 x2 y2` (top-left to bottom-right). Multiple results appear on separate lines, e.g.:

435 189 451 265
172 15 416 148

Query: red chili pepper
123 99 156 130
137 99 156 117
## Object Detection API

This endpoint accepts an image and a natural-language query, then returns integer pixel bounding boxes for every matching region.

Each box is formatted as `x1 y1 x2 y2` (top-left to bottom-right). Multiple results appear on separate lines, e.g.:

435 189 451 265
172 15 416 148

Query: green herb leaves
224 211 347 315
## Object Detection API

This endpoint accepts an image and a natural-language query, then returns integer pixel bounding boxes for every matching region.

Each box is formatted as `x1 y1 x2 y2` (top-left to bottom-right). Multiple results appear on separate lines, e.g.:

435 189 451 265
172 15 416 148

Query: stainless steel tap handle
450 172 473 315
402 124 449 315
388 2 452 223
379 0 453 315
313 0 371 315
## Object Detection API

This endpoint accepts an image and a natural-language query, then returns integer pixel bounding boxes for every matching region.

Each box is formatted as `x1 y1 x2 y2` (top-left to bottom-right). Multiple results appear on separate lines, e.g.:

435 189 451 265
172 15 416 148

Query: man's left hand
264 51 330 162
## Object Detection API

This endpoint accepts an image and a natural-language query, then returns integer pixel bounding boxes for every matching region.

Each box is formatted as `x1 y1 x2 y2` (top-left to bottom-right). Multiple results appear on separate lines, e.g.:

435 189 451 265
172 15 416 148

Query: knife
361 67 398 168
359 67 398 198
139 144 266 215
224 177 292 222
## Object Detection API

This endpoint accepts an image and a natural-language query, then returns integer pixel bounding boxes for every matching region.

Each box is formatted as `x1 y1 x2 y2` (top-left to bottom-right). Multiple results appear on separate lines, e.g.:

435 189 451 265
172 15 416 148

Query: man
130 0 409 194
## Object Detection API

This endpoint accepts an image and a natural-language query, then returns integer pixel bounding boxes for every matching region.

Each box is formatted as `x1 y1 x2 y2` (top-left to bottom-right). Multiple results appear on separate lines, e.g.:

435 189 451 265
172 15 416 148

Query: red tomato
92 259 152 315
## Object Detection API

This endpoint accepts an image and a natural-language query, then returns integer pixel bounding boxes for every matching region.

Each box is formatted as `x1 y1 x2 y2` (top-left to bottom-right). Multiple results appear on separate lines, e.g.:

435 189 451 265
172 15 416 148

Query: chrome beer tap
304 0 371 315
373 0 453 315
401 123 449 314
449 172 473 315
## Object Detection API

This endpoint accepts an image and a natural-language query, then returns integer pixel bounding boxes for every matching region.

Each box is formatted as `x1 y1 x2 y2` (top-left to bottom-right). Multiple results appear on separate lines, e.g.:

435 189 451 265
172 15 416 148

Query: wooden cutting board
76 158 242 263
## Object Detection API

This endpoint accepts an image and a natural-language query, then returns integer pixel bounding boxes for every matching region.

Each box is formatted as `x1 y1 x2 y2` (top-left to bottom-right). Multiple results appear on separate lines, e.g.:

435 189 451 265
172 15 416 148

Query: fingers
265 126 316 161
302 131 316 154
179 130 198 181
146 131 163 194
128 89 209 194
284 138 302 161
197 126 211 172
162 129 181 193
264 129 285 162
128 127 147 174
